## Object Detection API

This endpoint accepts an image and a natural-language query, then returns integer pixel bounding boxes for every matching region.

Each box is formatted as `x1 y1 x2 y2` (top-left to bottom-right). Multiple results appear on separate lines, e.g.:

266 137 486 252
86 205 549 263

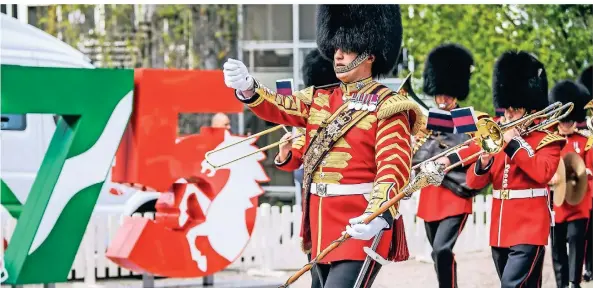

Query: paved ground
3 248 593 287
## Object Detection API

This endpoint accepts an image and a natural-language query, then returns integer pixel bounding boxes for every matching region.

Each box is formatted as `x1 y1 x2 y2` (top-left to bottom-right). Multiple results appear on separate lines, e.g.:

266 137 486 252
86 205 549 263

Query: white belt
492 188 547 200
310 182 373 197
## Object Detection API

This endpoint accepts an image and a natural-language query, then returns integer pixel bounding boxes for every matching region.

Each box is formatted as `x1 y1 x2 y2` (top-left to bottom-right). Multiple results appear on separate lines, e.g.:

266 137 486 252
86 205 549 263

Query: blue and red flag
451 107 479 134
427 108 455 133
276 79 294 95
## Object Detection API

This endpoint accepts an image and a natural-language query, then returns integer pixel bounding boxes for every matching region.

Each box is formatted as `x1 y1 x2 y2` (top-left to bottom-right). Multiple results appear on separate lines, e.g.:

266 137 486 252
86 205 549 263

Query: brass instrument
204 125 303 168
562 152 588 205
551 157 566 206
278 101 574 288
412 101 571 170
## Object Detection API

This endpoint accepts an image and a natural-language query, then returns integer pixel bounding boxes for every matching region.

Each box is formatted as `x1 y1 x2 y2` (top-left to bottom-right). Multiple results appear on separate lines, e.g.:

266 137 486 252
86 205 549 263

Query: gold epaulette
376 92 426 135
293 86 315 105
536 132 566 150
585 100 593 110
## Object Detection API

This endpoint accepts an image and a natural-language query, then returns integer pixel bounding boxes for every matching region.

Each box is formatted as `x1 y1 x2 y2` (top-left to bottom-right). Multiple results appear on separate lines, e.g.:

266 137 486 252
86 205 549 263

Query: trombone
204 124 303 168
412 101 571 171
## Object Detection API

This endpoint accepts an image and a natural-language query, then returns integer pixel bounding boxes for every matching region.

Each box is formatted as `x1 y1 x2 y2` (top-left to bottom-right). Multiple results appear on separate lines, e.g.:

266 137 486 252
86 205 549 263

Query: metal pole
292 4 300 88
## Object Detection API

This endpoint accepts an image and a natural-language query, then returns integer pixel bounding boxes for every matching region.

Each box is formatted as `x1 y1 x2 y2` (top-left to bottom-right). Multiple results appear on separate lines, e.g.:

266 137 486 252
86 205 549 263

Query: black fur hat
422 43 474 101
549 80 591 122
493 50 548 111
316 4 402 78
578 65 592 96
302 49 340 87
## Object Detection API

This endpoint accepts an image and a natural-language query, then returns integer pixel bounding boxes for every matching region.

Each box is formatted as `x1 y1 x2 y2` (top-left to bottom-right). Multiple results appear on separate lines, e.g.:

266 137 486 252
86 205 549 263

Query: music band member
223 5 424 287
412 43 481 288
465 50 565 287
578 65 593 282
548 79 592 288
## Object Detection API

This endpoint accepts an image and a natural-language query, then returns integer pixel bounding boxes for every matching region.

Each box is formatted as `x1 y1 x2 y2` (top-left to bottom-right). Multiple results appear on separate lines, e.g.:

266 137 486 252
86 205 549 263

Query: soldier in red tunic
412 43 482 288
579 65 593 282
223 5 424 287
548 79 592 288
465 50 566 287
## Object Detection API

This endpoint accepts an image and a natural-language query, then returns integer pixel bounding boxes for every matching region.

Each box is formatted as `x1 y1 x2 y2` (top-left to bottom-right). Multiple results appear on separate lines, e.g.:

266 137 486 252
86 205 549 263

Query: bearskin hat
422 43 474 101
316 5 402 78
302 49 340 87
493 50 548 111
578 65 592 96
549 80 591 122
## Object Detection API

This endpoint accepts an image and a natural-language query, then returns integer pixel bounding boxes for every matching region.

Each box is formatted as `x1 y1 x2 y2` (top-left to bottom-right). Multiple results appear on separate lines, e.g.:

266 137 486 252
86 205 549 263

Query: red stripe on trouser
452 215 468 288
519 246 542 287
362 261 376 288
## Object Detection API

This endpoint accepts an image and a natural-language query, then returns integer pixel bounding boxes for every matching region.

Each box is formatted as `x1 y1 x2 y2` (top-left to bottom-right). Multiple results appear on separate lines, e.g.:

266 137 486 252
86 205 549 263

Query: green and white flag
0 65 133 284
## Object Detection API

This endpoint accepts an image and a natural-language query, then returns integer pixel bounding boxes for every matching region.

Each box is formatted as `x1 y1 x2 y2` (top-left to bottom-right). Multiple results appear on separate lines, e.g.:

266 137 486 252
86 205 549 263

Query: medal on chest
347 93 378 112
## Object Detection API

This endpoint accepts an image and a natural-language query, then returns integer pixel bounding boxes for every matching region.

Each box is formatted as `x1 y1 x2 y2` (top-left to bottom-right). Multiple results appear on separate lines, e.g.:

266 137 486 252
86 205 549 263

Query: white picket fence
1 194 494 283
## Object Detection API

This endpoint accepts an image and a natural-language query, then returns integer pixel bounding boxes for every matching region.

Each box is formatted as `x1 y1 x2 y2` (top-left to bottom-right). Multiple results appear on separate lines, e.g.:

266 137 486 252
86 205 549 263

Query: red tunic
466 130 565 247
553 131 592 223
416 113 490 222
417 185 472 222
236 77 424 262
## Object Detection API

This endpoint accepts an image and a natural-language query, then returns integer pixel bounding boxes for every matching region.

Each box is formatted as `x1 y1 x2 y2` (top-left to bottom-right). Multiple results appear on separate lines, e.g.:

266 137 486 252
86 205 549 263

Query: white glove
345 214 388 241
223 58 254 91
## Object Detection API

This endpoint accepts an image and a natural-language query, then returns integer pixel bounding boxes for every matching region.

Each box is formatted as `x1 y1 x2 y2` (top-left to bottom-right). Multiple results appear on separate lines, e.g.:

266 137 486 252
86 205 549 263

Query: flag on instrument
427 108 455 133
276 79 294 95
451 107 479 133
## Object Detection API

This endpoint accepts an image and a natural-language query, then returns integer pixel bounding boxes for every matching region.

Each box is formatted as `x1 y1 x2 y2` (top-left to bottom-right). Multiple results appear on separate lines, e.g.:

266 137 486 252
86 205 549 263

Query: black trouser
491 245 545 288
424 214 468 288
585 209 593 275
552 219 588 287
307 254 382 288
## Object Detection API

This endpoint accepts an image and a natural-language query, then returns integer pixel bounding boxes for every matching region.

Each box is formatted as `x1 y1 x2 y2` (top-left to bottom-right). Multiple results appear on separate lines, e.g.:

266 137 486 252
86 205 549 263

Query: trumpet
278 101 574 288
412 101 570 171
204 124 303 168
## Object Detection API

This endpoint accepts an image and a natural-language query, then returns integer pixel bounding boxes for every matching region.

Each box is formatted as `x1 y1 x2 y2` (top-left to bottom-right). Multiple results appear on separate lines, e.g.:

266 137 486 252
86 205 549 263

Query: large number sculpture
0 65 133 284
106 69 269 277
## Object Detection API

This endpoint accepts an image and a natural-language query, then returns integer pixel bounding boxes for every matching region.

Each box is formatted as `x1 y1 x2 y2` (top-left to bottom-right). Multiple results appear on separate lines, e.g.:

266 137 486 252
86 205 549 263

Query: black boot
584 270 592 282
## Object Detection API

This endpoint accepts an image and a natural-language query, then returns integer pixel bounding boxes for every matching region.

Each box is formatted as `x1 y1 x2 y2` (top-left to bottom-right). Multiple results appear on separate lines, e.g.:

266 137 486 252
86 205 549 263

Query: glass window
0 5 6 14
1 114 27 131
242 49 293 73
296 47 322 89
299 5 317 41
242 5 292 42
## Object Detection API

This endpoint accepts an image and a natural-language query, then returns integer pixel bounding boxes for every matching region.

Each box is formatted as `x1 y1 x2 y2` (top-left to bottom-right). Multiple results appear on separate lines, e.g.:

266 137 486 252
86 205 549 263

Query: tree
399 4 593 115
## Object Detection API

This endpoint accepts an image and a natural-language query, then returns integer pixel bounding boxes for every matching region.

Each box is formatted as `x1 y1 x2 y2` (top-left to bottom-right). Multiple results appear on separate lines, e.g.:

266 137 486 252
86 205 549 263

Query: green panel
1 180 22 219
0 65 133 284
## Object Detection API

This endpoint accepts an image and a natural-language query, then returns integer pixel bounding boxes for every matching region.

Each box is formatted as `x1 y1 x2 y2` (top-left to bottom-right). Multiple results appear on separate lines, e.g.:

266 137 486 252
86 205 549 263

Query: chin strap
334 52 370 74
